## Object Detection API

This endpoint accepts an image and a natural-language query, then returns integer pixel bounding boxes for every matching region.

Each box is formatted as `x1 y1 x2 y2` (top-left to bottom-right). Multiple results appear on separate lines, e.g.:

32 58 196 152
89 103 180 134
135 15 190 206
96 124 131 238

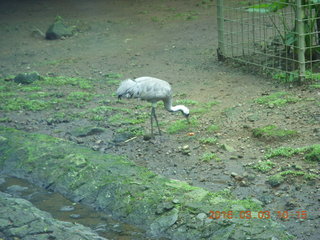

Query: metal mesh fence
217 0 320 82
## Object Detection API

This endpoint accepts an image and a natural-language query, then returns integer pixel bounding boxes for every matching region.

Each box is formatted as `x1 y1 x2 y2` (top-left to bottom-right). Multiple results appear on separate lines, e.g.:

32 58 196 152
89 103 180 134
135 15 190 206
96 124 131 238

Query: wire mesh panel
217 0 320 81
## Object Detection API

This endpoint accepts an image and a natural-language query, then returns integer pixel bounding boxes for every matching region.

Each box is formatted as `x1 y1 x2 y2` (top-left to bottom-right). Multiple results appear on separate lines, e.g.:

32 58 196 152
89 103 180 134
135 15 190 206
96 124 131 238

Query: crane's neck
164 98 189 116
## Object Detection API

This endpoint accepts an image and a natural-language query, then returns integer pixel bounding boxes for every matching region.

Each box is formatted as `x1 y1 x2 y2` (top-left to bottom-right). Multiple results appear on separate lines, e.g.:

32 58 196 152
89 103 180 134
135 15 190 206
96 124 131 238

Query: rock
6 185 28 195
0 192 106 240
112 132 134 143
14 72 42 84
156 202 175 214
46 16 73 40
247 114 260 122
196 213 207 221
149 208 179 237
179 145 191 155
221 143 235 152
267 174 284 187
60 205 75 212
70 214 81 219
70 126 105 137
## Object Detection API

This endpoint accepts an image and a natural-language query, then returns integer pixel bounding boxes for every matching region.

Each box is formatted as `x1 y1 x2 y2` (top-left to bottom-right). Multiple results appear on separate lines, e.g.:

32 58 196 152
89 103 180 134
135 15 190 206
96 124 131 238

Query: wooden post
217 0 225 61
296 0 306 82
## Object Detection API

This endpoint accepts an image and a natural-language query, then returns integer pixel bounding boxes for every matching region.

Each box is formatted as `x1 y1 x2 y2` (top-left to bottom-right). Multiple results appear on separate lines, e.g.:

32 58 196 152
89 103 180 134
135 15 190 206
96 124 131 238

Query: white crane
116 76 190 137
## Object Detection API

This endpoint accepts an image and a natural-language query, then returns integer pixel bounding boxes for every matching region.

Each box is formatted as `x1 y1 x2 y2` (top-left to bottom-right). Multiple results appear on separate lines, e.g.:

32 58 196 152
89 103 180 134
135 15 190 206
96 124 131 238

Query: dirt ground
0 0 319 239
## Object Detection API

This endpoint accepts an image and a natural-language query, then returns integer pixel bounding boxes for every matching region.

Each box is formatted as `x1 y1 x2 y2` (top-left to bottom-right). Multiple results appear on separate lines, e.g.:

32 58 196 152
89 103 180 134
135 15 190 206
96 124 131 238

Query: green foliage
253 160 275 173
247 1 320 59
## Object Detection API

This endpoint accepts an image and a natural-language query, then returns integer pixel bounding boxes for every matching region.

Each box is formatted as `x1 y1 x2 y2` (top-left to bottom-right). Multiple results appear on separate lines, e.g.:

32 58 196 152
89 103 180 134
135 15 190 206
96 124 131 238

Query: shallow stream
0 176 157 240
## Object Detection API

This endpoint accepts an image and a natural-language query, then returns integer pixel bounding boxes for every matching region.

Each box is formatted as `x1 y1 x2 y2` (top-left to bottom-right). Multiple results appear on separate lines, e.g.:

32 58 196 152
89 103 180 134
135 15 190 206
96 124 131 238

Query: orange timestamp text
208 210 307 220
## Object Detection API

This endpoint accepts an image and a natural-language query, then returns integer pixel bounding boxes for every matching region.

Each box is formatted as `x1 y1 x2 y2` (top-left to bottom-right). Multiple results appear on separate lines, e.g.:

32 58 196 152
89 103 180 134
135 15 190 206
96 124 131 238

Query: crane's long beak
185 114 190 124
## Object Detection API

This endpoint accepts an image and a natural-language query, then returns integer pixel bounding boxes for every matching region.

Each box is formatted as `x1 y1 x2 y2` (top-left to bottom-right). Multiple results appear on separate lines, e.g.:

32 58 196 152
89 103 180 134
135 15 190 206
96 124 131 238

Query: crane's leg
150 107 154 137
152 107 161 135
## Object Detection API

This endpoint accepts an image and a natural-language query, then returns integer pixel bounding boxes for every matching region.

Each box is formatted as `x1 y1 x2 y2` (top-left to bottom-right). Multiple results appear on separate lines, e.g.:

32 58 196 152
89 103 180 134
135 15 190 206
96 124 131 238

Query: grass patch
67 91 93 101
265 144 320 162
1 97 51 111
253 160 275 173
265 146 302 159
116 126 145 136
167 118 197 134
199 137 218 145
41 76 93 89
108 113 147 125
255 92 298 107
176 99 198 105
252 125 297 139
206 124 219 132
104 73 122 85
201 152 220 162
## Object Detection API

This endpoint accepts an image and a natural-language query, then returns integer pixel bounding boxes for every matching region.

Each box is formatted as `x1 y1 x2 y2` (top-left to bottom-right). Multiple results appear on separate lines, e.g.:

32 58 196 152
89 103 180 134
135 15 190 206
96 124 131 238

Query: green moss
253 160 275 173
253 125 297 139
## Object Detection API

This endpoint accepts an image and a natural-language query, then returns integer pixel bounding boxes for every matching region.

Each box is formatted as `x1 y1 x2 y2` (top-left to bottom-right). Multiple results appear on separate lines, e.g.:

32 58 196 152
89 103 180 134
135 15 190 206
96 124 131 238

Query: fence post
296 0 306 82
217 0 225 61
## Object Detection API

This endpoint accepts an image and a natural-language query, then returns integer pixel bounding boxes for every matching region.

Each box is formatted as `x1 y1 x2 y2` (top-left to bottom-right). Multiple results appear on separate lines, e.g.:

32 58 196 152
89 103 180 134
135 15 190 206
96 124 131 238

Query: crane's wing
117 77 172 102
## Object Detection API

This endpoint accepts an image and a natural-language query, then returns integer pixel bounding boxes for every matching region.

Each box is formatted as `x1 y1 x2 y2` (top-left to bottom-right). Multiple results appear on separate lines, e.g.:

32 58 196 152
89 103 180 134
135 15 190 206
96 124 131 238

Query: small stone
196 213 207 221
14 72 42 84
172 199 179 204
70 214 81 219
60 206 75 212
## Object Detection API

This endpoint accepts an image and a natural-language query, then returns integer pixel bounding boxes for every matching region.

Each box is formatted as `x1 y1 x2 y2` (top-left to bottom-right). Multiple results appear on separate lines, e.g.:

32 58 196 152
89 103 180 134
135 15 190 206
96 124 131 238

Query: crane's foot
143 134 153 141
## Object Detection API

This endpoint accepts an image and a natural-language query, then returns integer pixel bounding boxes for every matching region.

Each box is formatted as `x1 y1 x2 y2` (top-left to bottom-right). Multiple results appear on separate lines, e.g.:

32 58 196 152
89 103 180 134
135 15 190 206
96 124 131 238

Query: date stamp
208 210 308 220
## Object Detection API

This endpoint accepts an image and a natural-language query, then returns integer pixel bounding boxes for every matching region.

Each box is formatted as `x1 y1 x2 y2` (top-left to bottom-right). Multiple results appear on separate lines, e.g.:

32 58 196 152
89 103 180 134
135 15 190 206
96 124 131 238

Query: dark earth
0 0 319 239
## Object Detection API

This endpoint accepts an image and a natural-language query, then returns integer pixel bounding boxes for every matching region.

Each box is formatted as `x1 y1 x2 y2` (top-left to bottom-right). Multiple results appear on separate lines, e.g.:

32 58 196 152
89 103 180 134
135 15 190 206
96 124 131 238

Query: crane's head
180 106 190 123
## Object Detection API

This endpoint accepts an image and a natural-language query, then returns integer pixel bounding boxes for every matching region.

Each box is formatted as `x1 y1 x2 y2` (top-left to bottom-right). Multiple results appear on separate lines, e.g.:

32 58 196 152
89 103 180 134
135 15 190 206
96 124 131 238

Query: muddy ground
0 0 319 239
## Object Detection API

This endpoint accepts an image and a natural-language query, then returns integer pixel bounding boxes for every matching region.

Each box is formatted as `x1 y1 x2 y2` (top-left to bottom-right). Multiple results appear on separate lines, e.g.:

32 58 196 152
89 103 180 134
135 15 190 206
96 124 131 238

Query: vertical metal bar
296 0 306 81
217 0 225 61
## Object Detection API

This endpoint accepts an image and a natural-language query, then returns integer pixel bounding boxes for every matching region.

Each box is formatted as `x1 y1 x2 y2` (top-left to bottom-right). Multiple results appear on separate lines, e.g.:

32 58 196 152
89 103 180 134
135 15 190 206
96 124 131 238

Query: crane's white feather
117 76 189 116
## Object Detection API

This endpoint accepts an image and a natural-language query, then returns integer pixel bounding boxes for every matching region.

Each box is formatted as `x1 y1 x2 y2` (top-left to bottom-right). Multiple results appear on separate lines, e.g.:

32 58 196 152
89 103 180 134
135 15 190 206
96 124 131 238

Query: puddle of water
0 176 159 240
